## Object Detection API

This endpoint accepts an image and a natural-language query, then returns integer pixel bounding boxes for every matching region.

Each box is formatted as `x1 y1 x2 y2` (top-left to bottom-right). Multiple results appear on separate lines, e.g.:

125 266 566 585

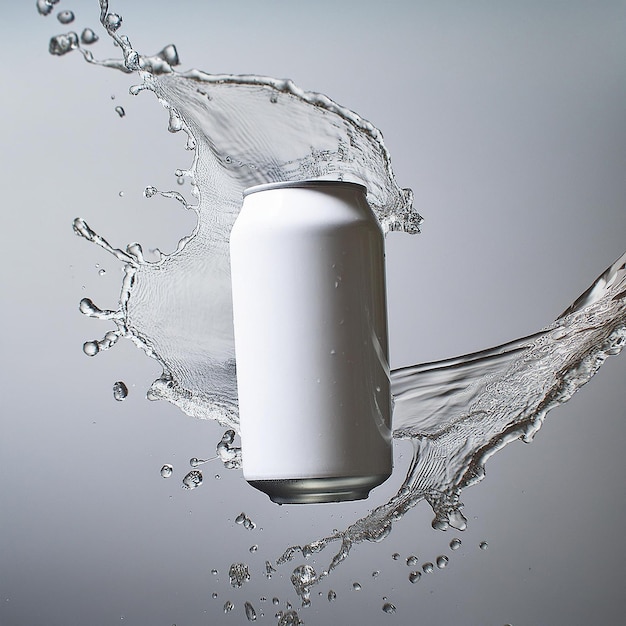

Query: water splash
46 0 626 605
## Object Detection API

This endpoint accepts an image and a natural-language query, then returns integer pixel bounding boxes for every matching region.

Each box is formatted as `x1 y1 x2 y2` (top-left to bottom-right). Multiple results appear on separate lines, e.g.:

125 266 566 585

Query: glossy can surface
230 180 392 503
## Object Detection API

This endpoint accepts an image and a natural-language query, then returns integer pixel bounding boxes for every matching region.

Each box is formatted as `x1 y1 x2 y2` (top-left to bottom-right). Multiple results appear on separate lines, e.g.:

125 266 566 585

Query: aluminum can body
230 180 392 504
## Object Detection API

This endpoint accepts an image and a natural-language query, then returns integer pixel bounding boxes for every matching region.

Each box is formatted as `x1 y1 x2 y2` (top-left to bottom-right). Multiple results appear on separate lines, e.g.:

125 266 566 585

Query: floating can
230 180 392 504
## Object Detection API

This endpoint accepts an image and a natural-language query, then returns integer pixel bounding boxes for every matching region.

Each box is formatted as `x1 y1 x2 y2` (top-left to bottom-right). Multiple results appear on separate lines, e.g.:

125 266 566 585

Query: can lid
242 179 367 198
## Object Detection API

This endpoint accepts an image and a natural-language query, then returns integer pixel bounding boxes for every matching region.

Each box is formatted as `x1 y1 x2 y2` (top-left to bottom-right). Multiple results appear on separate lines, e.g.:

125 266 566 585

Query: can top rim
242 179 367 198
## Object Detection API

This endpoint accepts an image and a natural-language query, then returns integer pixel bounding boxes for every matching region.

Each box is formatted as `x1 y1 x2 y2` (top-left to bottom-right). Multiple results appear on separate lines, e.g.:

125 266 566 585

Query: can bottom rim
247 473 391 505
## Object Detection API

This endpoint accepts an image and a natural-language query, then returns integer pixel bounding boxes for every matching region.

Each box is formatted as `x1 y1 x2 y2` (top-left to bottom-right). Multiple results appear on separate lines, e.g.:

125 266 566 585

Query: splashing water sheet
3 2 626 625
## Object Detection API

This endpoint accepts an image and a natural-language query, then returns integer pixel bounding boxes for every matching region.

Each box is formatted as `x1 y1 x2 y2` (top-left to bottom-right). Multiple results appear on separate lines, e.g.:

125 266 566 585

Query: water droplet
181 470 202 490
228 563 250 588
104 13 123 32
436 555 449 569
392 553 400 561
406 555 418 567
112 381 128 401
422 562 434 574
80 28 99 44
352 582 362 591
49 32 79 56
223 601 234 614
265 561 276 579
235 513 246 525
160 464 173 478
214 474 220 480
83 341 99 357
372 570 380 578
98 268 106 276
115 106 125 118
479 541 489 551
211 592 218 599
272 597 280 606
449 537 462 551
36 0 59 17
408 571 421 583
57 10 74 24
211 568 218 576
382 602 396 614
244 601 257 622
327 590 337 602
189 457 207 467
249 545 258 553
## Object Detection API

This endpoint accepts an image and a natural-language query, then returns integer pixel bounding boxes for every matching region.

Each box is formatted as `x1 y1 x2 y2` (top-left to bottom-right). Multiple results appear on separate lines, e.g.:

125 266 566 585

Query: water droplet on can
228 563 250 588
211 568 218 575
36 0 56 16
371 570 380 578
406 555 418 566
211 592 218 599
391 553 400 561
436 555 449 569
408 571 421 583
83 341 99 356
327 590 337 602
115 106 125 118
181 470 202 490
382 602 396 614
160 464 173 478
449 537 462 550
422 562 434 574
244 601 257 621
80 28 99 44
112 381 128 401
352 582 362 591
49 32 79 56
249 544 258 553
57 10 74 24
479 541 489 550
223 601 234 614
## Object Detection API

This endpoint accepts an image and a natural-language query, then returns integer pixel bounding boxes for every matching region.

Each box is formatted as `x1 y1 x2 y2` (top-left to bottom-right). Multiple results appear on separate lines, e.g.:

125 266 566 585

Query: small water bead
211 592 218 599
144 186 158 198
36 0 59 16
115 106 126 118
104 13 123 32
327 590 337 602
49 32 79 56
422 562 434 574
479 541 489 550
265 561 276 579
80 28 99 44
272 598 280 606
223 601 234 614
211 569 218 575
436 555 449 569
352 582 362 591
391 552 400 561
57 10 75 24
406 555 418 567
177 176 184 185
408 571 421 584
189 457 208 467
249 545 258 553
372 570 380 578
160 464 173 478
228 563 250 588
181 470 202 490
382 602 397 614
98 268 106 276
112 381 128 401
83 341 99 356
449 537 462 551
244 601 257 622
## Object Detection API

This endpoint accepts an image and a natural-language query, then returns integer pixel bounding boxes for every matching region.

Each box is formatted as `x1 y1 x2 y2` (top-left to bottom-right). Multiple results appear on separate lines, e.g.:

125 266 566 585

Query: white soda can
230 180 392 504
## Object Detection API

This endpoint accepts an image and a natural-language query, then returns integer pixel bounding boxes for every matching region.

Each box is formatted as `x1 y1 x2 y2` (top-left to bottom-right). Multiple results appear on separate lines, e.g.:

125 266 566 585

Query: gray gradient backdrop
2 1 625 625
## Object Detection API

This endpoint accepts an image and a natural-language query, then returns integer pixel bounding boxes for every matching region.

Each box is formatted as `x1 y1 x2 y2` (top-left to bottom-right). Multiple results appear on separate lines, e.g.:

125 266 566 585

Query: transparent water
45 0 626 617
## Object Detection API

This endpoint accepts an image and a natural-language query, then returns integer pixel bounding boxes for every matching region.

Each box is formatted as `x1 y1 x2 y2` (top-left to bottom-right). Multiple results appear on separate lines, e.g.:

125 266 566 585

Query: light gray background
2 1 625 625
